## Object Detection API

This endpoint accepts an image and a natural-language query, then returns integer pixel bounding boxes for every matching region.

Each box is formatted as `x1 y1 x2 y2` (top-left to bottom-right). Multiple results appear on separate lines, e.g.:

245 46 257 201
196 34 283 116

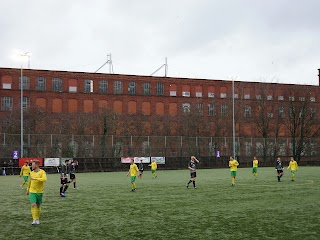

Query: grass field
0 167 319 240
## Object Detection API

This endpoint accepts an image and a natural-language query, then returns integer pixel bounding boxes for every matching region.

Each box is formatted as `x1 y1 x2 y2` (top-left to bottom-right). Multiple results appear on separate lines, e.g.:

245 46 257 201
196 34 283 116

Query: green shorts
29 193 43 205
252 167 257 173
230 171 237 177
152 170 156 173
130 176 137 183
23 176 29 182
291 170 296 174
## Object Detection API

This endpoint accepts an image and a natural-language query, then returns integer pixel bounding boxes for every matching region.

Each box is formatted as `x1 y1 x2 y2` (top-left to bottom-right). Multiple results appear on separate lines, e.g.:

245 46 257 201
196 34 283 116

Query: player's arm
235 161 239 167
229 161 233 167
193 157 200 163
20 167 23 177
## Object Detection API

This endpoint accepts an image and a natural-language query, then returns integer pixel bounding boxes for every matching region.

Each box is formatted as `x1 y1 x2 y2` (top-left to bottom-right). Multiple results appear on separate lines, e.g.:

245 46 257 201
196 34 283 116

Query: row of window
1 76 316 101
1 96 316 118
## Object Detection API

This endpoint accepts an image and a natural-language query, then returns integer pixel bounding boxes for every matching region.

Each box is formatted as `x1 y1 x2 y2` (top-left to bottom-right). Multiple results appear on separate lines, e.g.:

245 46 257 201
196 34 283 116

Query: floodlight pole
232 79 236 158
20 62 24 158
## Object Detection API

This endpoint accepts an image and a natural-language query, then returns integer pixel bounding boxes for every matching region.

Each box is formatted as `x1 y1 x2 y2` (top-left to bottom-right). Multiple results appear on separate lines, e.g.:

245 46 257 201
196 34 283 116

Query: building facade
0 68 319 160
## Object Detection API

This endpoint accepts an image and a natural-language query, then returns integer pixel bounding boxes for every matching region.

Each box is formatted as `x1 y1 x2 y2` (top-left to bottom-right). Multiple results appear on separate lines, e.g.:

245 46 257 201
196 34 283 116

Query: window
278 142 286 156
1 97 12 111
311 107 316 118
267 112 273 118
114 81 123 94
220 93 227 98
310 97 316 102
244 94 250 99
99 80 108 94
244 105 251 117
278 106 285 118
245 142 252 156
256 142 263 156
267 95 273 100
289 96 295 101
182 103 191 113
36 77 46 91
208 92 215 98
20 96 30 109
170 91 177 96
156 82 164 96
142 82 151 95
221 104 228 117
299 97 305 101
182 91 190 97
69 86 77 92
278 96 284 101
289 107 295 118
208 104 215 116
2 83 11 89
128 82 136 95
84 80 93 93
195 92 202 97
256 95 261 100
52 78 62 92
196 103 203 115
234 93 239 99
19 76 30 90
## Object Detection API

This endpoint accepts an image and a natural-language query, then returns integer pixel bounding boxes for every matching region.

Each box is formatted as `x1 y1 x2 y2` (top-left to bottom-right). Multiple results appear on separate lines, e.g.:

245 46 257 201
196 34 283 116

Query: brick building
0 67 319 159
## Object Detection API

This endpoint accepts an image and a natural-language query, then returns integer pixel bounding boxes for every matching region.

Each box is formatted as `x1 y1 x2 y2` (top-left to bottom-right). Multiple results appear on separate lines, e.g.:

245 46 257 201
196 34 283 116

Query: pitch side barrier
1 157 319 174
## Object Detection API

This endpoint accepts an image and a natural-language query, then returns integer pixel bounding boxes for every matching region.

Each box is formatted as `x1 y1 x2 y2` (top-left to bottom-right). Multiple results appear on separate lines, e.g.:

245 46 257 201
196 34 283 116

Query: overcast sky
1 0 319 85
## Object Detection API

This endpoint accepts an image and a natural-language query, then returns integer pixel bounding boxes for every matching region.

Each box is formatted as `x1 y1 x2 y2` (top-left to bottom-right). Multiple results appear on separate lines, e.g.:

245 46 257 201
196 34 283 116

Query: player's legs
131 176 137 191
291 170 295 181
29 193 42 224
231 171 236 185
151 170 157 178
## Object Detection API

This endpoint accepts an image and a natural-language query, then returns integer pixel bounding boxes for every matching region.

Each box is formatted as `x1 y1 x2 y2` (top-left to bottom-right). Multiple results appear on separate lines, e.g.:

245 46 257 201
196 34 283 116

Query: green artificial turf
0 167 319 240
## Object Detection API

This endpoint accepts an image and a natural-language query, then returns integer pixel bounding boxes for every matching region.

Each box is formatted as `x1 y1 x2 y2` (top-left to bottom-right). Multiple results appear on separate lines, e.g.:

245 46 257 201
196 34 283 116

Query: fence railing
1 133 319 160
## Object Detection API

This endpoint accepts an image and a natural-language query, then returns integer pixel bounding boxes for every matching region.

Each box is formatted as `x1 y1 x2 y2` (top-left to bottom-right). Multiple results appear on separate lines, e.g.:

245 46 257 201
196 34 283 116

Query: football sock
74 182 76 188
187 180 192 185
192 181 196 187
60 186 63 194
36 207 41 220
63 185 69 193
292 174 294 180
31 206 37 220
277 176 280 181
231 177 235 185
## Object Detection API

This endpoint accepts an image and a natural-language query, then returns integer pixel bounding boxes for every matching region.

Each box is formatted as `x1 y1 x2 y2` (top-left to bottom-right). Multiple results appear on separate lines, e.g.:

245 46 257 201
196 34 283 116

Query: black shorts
190 172 197 178
139 170 144 173
277 169 283 174
70 173 76 179
61 178 68 184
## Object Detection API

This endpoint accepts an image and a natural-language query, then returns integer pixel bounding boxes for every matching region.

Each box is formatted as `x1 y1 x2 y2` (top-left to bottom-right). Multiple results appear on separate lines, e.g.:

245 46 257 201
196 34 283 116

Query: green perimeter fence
1 134 320 159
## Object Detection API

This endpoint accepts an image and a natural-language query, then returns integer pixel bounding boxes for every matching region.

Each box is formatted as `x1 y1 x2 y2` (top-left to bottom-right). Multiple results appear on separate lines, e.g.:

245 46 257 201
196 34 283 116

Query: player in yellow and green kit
20 161 31 189
229 156 239 186
149 160 157 178
287 157 298 181
27 160 47 225
252 157 258 179
127 159 139 192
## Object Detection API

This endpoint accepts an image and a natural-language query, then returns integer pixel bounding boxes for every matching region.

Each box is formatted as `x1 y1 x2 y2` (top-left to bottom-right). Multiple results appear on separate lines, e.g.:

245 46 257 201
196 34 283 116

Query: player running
229 156 239 186
127 159 139 192
287 157 298 181
252 157 258 179
70 160 78 189
186 156 199 189
60 160 71 197
275 157 284 182
20 161 31 189
138 160 144 179
26 160 47 225
149 159 157 178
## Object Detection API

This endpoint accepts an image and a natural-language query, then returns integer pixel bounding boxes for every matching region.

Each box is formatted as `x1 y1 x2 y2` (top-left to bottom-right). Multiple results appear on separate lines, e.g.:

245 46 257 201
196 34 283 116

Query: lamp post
20 52 31 158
